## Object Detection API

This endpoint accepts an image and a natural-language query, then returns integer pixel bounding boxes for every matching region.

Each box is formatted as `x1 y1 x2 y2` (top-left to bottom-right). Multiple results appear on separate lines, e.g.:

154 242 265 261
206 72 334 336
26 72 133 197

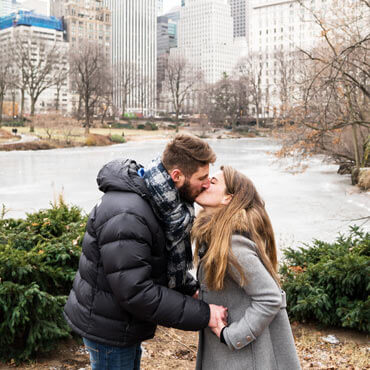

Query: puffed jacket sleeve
223 235 282 350
98 211 210 331
175 271 200 297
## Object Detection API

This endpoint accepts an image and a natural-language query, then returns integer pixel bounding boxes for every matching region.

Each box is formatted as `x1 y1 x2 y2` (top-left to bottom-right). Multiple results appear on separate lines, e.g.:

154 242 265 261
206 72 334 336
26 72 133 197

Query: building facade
157 15 177 99
104 0 156 117
19 0 50 16
248 0 337 118
157 0 163 16
228 0 249 39
0 11 71 114
174 0 238 84
0 0 14 17
50 0 111 60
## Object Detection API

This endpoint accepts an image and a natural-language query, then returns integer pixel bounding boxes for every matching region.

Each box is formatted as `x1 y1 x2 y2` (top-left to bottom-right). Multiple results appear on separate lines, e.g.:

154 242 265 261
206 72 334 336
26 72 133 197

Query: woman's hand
211 321 226 338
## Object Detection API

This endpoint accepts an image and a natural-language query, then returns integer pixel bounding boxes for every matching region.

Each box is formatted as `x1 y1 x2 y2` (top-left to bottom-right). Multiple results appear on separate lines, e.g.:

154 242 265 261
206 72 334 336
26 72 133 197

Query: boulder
358 168 370 191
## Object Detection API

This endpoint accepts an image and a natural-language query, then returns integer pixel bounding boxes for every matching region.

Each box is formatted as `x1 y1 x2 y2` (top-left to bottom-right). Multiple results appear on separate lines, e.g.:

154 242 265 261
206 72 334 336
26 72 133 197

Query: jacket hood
97 159 149 198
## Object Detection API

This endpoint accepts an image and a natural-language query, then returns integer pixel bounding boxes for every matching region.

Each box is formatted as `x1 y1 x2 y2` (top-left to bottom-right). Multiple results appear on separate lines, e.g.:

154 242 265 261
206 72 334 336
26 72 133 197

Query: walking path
0 134 39 146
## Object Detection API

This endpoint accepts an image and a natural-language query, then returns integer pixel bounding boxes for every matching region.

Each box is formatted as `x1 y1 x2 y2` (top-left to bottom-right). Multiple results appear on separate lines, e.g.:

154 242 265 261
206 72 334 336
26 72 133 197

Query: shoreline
0 127 262 151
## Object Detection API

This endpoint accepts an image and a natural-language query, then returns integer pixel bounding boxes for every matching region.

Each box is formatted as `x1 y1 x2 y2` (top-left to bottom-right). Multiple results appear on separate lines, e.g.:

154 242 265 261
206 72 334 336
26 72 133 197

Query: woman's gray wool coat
196 234 301 370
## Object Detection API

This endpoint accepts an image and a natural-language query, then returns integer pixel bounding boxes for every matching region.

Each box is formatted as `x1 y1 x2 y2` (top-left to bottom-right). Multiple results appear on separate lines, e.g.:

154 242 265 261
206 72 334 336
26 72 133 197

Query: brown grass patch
85 134 112 146
1 324 368 370
0 140 59 151
0 129 14 139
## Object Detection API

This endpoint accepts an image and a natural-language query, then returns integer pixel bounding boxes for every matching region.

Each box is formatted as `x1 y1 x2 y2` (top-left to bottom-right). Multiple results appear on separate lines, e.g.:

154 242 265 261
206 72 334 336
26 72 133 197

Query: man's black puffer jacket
64 159 210 347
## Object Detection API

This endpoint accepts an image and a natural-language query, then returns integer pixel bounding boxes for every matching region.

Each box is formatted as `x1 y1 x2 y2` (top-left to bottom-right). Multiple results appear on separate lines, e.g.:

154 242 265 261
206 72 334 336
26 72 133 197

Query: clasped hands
208 304 228 338
193 290 228 338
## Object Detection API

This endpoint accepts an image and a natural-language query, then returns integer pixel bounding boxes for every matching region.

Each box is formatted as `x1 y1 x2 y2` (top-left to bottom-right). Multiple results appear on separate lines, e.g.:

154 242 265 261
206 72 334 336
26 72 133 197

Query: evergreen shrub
110 134 126 143
0 199 87 363
144 122 158 131
280 226 370 332
112 122 133 129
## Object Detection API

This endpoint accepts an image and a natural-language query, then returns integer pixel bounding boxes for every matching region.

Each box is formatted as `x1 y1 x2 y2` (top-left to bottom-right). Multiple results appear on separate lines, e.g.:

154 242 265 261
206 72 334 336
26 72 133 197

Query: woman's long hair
192 166 279 291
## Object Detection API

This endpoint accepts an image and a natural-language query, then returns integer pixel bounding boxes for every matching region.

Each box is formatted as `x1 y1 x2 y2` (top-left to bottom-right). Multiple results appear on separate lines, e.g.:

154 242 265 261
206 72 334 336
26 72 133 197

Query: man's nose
202 178 211 189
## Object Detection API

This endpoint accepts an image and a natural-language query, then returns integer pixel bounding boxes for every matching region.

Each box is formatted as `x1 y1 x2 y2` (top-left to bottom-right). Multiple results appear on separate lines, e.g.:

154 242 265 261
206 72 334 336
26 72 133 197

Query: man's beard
179 179 203 203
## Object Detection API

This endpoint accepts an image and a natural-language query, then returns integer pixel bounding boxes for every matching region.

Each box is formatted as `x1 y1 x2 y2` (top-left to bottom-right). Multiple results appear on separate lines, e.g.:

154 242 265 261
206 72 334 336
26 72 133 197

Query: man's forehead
193 164 209 178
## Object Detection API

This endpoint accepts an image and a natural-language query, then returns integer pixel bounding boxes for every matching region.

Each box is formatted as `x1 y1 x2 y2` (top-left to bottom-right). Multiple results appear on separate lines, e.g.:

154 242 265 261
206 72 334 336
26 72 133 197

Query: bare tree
273 51 297 119
69 42 110 134
162 55 203 122
113 61 138 117
0 49 12 125
277 0 370 168
12 32 65 121
237 54 264 129
98 71 113 125
206 72 249 128
54 60 69 112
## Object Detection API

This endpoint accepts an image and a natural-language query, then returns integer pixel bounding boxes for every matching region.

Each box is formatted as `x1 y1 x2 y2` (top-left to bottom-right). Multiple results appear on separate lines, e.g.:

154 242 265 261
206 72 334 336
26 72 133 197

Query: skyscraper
174 0 238 84
157 15 177 97
157 0 163 15
104 0 156 116
228 0 249 39
0 0 13 17
19 0 50 16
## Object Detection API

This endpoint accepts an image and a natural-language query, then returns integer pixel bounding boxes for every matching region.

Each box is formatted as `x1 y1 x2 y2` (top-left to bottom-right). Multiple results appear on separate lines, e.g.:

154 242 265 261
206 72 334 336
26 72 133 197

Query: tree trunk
29 96 36 132
12 92 16 118
351 124 361 168
85 100 90 135
20 89 24 119
101 106 107 125
30 96 36 116
55 86 60 112
0 95 3 126
122 96 126 118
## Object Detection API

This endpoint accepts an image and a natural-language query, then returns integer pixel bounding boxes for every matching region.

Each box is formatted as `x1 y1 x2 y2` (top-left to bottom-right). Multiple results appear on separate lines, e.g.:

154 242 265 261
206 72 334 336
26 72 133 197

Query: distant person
64 134 227 370
192 166 301 370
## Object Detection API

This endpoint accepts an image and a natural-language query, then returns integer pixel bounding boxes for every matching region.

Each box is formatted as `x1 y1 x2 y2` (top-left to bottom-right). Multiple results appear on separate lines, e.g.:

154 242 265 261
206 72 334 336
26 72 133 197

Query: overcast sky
163 0 181 13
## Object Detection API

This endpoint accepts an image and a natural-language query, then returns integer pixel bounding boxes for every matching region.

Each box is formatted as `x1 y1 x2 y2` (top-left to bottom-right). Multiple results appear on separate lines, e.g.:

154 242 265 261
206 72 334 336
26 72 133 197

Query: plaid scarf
143 157 194 289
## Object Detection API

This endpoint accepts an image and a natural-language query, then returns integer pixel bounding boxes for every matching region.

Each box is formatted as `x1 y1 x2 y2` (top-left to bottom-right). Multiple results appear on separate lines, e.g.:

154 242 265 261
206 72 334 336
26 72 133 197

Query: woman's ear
221 194 233 206
169 169 185 188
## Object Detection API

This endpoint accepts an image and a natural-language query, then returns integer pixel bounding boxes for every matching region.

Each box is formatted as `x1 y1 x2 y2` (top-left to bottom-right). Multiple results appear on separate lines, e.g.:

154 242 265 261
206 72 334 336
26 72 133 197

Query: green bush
112 122 133 129
110 134 126 143
144 121 158 131
137 124 145 130
0 199 87 363
280 226 370 332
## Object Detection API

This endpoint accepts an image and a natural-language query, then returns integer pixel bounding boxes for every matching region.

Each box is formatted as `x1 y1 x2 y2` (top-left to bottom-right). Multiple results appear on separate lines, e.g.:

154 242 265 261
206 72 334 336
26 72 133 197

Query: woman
192 166 300 370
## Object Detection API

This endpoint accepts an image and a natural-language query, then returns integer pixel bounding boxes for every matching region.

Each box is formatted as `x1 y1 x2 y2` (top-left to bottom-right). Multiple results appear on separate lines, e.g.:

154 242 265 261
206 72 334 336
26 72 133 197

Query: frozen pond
0 138 369 252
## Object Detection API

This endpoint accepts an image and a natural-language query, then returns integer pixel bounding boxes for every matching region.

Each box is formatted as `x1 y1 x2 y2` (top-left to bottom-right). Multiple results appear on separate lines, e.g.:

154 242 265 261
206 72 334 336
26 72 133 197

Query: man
64 134 227 369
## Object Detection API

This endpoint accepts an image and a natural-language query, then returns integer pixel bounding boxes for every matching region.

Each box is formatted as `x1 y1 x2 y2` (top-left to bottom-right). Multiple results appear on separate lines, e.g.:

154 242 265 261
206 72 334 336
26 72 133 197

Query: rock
351 167 360 185
321 335 340 344
337 163 352 175
358 168 370 190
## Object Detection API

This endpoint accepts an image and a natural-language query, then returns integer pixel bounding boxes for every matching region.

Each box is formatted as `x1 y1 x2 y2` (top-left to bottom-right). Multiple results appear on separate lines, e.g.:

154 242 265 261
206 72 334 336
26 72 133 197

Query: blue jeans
83 337 142 370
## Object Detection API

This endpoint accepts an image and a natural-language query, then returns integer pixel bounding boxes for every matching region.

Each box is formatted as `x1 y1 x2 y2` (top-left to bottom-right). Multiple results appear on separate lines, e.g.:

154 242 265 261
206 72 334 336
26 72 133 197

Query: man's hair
162 134 216 177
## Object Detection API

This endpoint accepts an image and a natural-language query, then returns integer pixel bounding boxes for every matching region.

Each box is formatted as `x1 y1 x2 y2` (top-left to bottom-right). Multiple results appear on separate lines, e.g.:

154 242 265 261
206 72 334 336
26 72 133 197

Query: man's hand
208 304 228 329
192 290 199 299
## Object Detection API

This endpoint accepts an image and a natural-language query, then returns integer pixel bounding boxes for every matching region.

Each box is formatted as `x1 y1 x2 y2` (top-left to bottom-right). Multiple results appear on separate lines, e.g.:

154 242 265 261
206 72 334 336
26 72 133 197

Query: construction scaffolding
0 10 63 31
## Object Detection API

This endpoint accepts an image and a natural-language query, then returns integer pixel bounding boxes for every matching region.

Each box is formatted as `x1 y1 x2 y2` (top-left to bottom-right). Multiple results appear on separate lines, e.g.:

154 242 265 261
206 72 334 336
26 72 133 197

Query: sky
163 0 181 13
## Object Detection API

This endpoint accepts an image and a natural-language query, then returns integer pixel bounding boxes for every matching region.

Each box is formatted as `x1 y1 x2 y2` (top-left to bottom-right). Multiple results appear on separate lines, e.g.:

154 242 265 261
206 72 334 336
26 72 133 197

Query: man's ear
221 194 233 206
169 169 185 188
